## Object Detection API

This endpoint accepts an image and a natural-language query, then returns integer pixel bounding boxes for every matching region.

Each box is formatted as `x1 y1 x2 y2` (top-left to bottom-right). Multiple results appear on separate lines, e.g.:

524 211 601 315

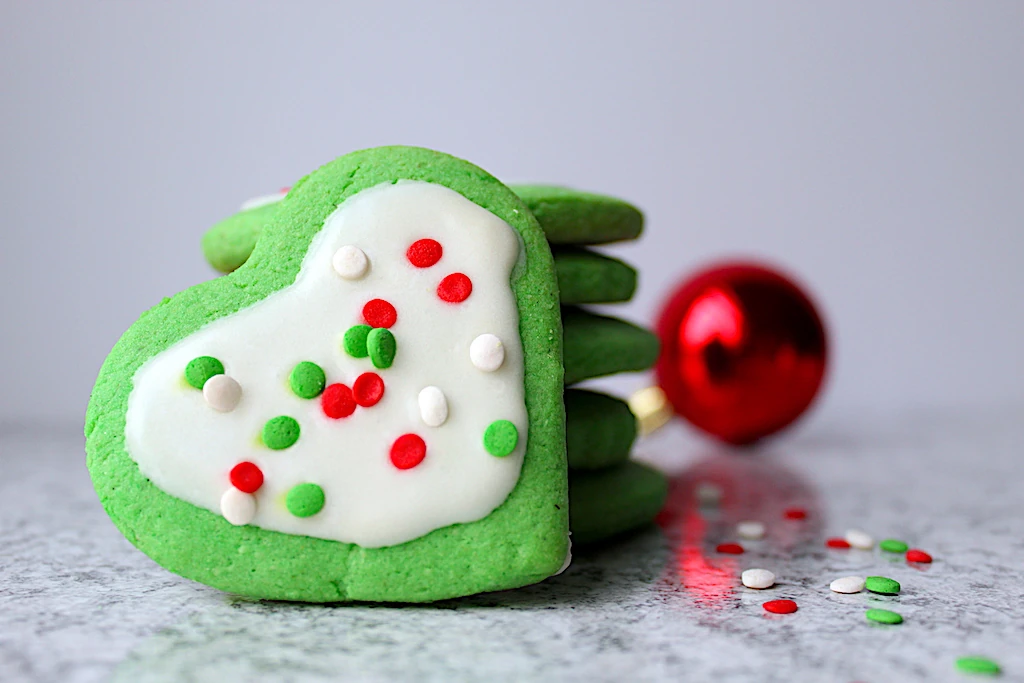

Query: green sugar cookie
562 307 661 385
510 185 643 245
203 185 644 275
553 248 637 305
569 461 668 545
201 199 279 274
86 146 568 603
565 389 637 470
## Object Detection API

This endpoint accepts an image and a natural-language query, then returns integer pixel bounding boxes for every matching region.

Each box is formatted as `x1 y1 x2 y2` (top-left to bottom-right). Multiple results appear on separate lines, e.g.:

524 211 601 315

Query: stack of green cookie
201 183 669 547
512 186 669 547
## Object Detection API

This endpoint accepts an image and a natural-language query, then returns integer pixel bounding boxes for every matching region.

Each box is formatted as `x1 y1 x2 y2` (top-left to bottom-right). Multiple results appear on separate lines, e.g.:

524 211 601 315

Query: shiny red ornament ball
655 262 827 445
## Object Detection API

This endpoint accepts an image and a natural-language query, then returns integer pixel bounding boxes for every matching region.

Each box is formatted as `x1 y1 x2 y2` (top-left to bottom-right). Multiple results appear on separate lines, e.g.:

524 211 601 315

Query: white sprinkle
470 333 505 372
695 482 723 505
736 520 765 540
741 568 776 589
845 529 875 550
220 488 256 526
203 374 242 412
830 575 866 594
418 386 449 427
332 245 369 280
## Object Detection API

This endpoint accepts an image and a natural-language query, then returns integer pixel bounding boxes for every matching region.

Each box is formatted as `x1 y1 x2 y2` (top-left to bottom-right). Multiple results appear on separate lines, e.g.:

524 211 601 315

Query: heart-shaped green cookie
86 146 568 603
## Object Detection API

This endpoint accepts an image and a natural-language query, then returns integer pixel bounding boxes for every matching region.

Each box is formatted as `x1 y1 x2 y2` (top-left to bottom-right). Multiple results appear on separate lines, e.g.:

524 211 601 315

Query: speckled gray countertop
1 407 1022 683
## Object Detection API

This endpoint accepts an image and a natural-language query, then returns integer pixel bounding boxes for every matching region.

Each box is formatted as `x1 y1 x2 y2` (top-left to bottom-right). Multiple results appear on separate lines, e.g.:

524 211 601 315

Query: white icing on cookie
418 386 448 427
470 333 505 372
126 181 527 548
202 374 242 412
554 535 572 575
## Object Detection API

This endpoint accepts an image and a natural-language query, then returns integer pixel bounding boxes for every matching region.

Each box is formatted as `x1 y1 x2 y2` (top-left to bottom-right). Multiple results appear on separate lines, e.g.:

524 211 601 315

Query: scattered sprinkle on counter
955 656 1002 676
783 507 807 520
866 608 903 625
865 576 901 595
741 568 776 589
695 482 723 506
716 542 744 555
826 537 851 549
737 520 766 540
830 576 865 594
879 538 909 553
763 599 798 614
845 529 875 550
906 548 933 563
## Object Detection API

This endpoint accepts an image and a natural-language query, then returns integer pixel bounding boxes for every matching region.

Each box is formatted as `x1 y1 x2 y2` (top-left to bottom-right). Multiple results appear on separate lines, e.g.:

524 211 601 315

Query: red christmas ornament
655 262 827 445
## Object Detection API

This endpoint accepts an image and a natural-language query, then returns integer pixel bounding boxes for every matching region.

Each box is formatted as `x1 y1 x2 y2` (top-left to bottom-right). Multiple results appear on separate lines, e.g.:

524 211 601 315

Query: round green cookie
561 307 661 385
86 146 568 604
553 248 637 305
510 184 644 245
201 200 279 274
569 461 669 546
565 389 637 471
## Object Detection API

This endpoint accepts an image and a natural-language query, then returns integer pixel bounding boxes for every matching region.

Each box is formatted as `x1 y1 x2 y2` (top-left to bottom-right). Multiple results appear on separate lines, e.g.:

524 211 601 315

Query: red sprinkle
353 372 385 407
906 549 933 563
362 299 397 328
763 599 798 615
321 383 356 419
390 433 426 470
715 543 744 555
229 462 264 493
437 273 473 303
826 537 851 549
407 239 443 268
784 507 807 520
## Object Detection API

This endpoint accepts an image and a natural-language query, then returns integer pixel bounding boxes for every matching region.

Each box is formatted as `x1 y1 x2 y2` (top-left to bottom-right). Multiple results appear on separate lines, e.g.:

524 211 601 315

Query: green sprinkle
262 416 300 450
343 325 372 358
286 483 325 518
484 420 518 457
956 657 1002 676
865 608 903 625
184 356 224 389
880 538 909 553
367 328 396 369
865 576 901 595
289 361 326 399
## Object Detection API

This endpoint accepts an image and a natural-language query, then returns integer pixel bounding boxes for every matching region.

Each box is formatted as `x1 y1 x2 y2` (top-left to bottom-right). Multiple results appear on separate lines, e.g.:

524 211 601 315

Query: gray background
2 1 1022 427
